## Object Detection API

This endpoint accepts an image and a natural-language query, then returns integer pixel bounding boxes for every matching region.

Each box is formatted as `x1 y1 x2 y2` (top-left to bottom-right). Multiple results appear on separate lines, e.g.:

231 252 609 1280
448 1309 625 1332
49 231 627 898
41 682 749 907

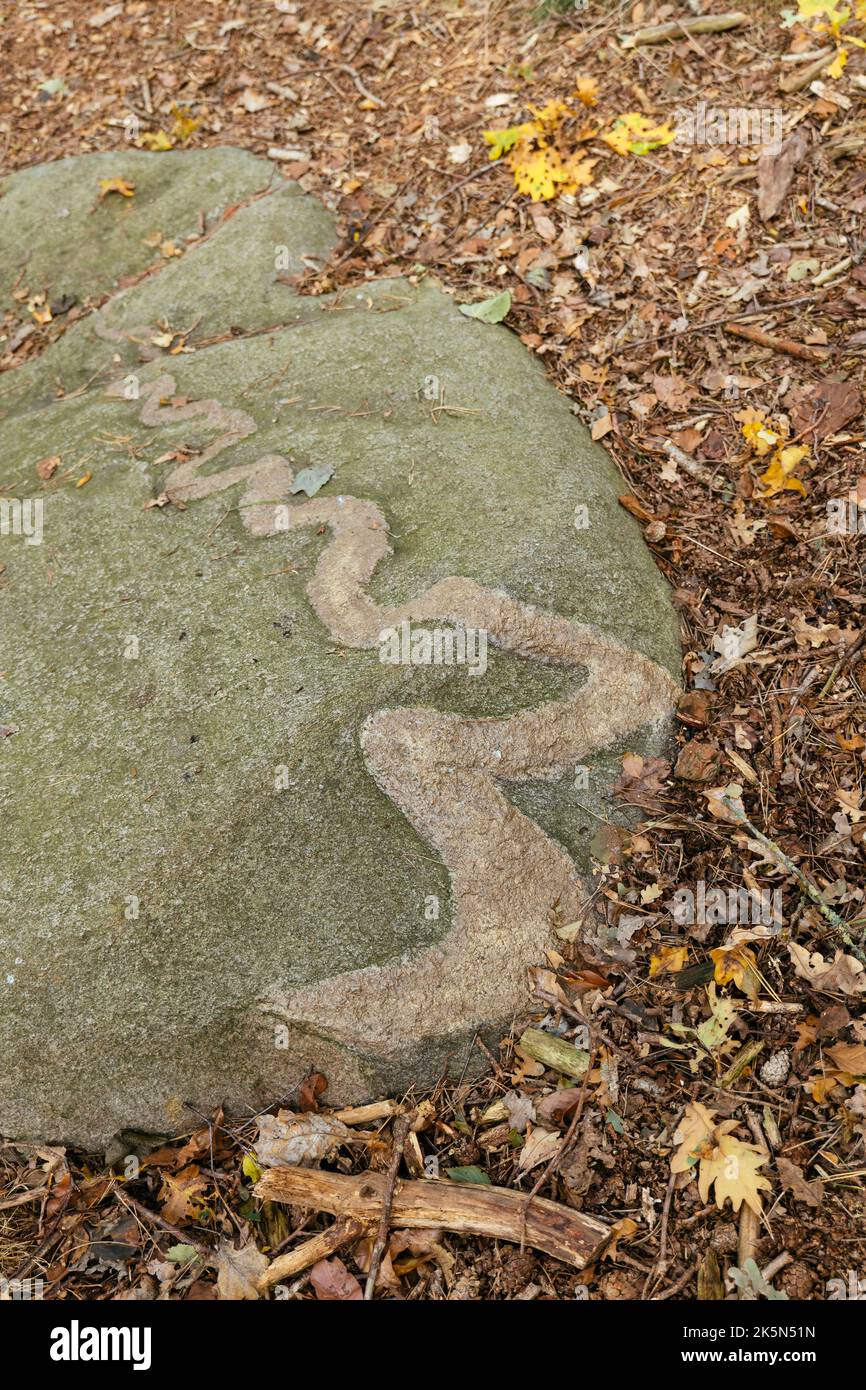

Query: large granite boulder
0 149 679 1149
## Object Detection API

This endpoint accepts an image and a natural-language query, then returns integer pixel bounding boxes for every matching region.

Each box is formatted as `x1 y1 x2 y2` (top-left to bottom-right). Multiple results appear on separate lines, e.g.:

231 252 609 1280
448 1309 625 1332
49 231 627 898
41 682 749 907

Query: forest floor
1 0 865 1302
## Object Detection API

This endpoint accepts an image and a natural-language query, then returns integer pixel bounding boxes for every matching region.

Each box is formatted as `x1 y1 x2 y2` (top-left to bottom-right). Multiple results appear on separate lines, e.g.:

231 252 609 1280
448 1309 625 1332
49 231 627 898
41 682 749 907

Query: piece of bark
622 12 748 46
674 739 722 782
517 1027 590 1080
258 1217 366 1291
254 1166 608 1270
757 129 809 222
783 380 861 441
723 322 830 364
697 1249 725 1300
737 1203 760 1293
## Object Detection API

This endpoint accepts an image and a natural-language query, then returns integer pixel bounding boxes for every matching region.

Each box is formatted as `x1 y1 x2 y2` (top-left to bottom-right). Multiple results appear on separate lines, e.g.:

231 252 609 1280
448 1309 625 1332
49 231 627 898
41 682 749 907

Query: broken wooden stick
622 11 748 47
779 49 835 93
517 1026 589 1080
723 322 830 364
254 1166 609 1270
258 1216 365 1292
331 1100 403 1126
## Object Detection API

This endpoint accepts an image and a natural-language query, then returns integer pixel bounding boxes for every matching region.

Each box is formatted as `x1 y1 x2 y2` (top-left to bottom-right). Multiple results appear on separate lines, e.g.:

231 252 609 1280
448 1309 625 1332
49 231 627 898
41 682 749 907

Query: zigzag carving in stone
109 373 678 1057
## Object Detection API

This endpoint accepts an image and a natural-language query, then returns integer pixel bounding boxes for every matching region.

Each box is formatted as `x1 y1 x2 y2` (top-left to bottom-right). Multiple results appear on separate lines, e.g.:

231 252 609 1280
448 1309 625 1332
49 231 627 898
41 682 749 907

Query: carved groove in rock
111 373 678 1056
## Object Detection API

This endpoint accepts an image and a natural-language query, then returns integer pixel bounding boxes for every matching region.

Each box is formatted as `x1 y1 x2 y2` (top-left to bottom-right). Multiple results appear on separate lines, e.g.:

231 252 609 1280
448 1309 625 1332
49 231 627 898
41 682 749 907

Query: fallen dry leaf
310 1256 363 1300
98 177 135 199
788 943 866 996
518 1126 562 1173
254 1110 354 1167
613 752 671 809
775 1156 823 1208
215 1237 268 1300
158 1164 207 1225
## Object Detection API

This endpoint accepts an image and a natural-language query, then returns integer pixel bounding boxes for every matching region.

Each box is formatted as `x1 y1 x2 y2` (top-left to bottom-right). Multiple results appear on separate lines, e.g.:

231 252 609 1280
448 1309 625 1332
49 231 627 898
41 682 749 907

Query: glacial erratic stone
0 150 679 1148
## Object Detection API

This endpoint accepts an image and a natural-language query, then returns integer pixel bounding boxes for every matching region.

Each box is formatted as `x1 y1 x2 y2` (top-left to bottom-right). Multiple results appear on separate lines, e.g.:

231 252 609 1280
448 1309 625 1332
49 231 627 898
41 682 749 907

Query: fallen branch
258 1217 365 1292
723 321 830 364
621 11 748 47
779 49 835 93
254 1166 609 1270
517 1026 589 1080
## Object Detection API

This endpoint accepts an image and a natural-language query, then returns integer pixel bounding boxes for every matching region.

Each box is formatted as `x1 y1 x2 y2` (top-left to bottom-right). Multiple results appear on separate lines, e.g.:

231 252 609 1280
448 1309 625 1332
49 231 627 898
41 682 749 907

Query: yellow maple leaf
486 96 598 201
136 130 174 151
650 944 688 978
827 45 848 75
602 112 675 157
557 153 597 194
483 122 535 161
98 177 136 199
710 943 761 1000
795 0 851 33
527 99 570 134
698 1129 772 1215
574 76 599 107
757 444 809 498
513 146 594 201
513 147 559 200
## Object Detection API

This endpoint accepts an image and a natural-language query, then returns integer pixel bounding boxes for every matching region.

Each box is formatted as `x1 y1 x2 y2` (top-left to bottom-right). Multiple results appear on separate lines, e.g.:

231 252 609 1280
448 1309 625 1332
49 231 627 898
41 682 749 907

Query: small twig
737 1204 760 1292
364 1114 410 1299
652 1259 699 1300
723 321 830 364
779 48 835 93
335 63 384 107
431 162 498 206
816 629 865 699
642 1170 677 1297
762 1251 793 1282
626 293 824 350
